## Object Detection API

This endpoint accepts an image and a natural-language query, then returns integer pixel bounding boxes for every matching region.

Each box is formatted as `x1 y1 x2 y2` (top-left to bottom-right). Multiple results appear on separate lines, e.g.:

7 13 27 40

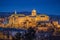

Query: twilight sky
0 0 60 15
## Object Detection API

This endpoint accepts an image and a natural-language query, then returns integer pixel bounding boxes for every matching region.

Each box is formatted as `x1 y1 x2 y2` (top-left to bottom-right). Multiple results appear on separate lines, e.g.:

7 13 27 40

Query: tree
24 27 36 40
15 32 21 40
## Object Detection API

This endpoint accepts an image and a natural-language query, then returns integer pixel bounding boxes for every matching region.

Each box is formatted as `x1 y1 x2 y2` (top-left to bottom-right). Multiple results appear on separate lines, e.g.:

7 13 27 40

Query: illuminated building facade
5 9 49 29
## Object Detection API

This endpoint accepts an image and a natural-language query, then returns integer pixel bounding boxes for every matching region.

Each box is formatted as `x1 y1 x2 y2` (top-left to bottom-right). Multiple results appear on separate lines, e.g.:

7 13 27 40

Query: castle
5 9 49 28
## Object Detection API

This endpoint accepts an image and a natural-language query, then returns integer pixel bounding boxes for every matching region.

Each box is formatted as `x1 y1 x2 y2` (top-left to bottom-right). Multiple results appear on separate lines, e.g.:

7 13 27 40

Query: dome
32 9 36 12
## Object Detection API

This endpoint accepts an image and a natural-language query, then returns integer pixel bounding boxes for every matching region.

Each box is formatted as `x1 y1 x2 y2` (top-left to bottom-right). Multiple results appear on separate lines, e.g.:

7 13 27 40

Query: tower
31 9 36 16
15 10 17 14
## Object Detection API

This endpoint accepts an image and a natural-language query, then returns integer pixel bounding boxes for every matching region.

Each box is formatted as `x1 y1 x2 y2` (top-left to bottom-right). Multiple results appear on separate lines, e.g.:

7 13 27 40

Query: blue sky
0 0 60 15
